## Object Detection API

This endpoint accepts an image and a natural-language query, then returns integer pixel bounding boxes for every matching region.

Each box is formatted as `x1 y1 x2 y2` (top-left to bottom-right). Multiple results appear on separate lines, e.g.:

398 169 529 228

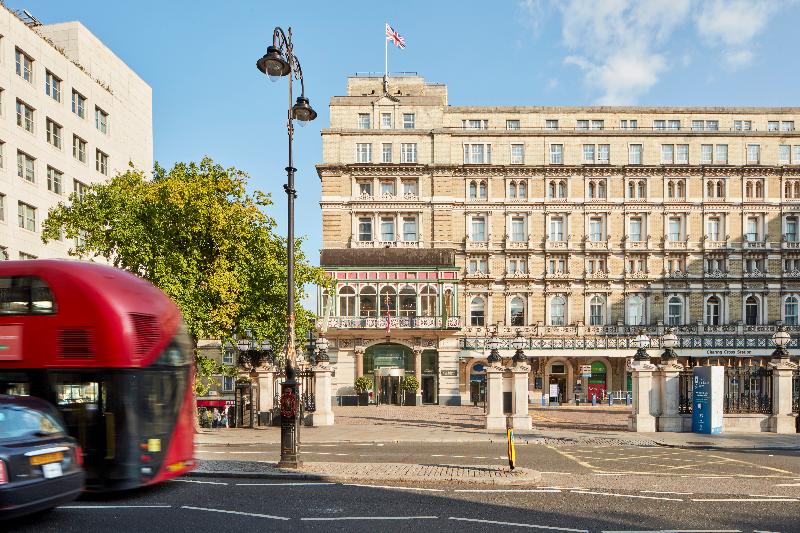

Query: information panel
691 366 724 434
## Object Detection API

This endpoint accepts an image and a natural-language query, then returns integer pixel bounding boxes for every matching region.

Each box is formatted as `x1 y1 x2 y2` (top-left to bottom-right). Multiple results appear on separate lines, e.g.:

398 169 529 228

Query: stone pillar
485 365 506 430
437 340 461 406
256 368 275 425
628 360 658 432
769 358 798 434
355 348 364 378
510 362 532 430
657 360 684 432
414 347 423 405
310 365 335 426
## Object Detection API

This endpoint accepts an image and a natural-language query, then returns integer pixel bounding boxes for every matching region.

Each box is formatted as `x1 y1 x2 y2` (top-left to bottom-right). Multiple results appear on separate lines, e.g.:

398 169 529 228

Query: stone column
628 360 658 432
769 358 798 434
310 365 335 426
485 365 506 430
256 368 275 425
354 347 364 378
437 339 461 406
657 360 684 432
414 347 423 405
510 361 532 430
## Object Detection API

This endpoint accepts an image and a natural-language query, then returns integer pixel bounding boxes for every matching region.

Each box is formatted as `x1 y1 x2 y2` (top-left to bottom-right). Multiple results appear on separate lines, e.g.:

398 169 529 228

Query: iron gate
298 369 316 414
792 369 799 415
678 370 693 414
723 366 772 414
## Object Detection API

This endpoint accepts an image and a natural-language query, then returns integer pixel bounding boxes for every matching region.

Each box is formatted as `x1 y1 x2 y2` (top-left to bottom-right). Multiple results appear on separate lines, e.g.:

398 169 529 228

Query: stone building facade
317 74 800 407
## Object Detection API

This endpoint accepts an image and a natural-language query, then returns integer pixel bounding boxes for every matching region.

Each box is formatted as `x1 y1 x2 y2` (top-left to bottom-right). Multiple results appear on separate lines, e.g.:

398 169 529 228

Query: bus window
0 276 56 315
0 372 30 396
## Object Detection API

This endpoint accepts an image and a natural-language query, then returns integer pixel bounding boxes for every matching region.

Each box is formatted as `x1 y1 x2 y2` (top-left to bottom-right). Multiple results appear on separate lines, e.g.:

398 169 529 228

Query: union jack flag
386 23 405 49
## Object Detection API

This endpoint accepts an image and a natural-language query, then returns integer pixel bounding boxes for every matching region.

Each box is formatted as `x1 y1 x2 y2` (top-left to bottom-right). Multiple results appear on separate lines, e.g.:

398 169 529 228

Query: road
6 443 800 532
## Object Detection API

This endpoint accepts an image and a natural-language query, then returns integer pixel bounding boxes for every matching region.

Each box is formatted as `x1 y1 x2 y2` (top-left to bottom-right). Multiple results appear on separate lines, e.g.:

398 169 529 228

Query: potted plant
401 375 419 406
354 376 373 406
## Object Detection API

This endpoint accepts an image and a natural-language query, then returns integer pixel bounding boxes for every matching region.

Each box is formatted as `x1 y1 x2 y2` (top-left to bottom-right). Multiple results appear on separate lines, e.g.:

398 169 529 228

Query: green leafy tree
42 157 328 396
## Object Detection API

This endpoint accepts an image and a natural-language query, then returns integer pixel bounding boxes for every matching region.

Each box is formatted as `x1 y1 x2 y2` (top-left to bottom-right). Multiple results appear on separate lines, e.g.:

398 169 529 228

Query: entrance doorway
549 362 567 404
587 361 607 401
375 367 404 405
469 363 486 405
422 374 437 404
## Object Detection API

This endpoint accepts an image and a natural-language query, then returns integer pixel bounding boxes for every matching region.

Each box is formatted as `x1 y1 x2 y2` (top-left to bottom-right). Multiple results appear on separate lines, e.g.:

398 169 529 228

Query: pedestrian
221 412 228 428
212 408 220 429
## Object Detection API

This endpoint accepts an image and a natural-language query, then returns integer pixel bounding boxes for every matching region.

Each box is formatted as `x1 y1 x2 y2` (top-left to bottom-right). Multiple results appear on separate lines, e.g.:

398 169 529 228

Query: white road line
695 476 733 480
593 473 627 476
449 517 588 532
640 490 694 495
472 456 487 459
335 453 349 456
235 482 336 487
181 506 289 521
571 490 682 502
431 454 446 457
342 483 445 492
229 451 263 454
602 530 740 533
775 482 800 487
169 479 228 485
301 516 438 521
690 498 799 502
454 489 561 493
61 505 172 509
353 443 373 446
314 452 332 455
450 455 466 458
540 472 572 475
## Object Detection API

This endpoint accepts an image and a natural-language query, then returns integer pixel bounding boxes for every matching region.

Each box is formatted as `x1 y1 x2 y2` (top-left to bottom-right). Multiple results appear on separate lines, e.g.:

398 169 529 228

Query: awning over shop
196 399 236 407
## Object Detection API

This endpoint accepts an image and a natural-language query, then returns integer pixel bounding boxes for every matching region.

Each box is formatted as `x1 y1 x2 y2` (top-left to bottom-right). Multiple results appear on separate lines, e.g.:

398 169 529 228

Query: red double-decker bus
0 260 195 490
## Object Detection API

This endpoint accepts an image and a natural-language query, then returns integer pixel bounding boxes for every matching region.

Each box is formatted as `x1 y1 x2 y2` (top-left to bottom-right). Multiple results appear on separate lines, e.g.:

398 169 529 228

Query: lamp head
512 330 526 351
257 46 290 81
634 330 650 349
237 338 250 352
292 96 317 123
259 339 271 352
773 326 791 348
487 331 501 351
316 336 329 351
661 328 678 349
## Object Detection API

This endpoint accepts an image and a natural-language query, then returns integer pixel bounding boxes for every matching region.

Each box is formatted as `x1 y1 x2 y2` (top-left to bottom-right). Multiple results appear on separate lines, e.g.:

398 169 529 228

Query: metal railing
723 366 772 414
678 370 693 414
317 316 461 330
792 369 799 415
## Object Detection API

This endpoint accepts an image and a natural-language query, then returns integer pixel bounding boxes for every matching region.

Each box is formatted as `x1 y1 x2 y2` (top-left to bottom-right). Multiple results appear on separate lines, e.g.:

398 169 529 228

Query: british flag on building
385 23 405 49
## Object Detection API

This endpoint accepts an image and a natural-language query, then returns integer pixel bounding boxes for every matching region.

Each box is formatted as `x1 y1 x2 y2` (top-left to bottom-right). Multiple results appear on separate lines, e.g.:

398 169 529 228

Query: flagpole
384 22 389 93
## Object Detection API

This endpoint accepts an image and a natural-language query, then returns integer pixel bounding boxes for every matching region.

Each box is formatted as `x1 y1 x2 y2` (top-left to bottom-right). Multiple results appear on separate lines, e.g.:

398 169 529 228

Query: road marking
431 454 445 457
705 453 797 476
539 472 572 475
454 489 561 493
342 483 445 492
775 482 800 487
181 506 289 520
235 482 336 487
61 505 172 509
301 516 438 521
472 456 487 459
450 455 466 458
335 453 349 456
690 498 799 502
449 517 588 532
602 530 740 533
229 451 264 454
640 490 693 495
314 452 332 455
547 445 596 469
170 479 228 485
571 490 682 502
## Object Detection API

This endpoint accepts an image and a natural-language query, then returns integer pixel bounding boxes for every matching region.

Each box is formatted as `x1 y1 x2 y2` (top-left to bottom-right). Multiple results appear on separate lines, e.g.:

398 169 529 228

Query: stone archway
586 357 613 401
544 357 574 403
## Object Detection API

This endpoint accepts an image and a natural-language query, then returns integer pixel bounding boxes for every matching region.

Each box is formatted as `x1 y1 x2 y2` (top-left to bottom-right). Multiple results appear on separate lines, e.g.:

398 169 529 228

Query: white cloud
545 78 559 90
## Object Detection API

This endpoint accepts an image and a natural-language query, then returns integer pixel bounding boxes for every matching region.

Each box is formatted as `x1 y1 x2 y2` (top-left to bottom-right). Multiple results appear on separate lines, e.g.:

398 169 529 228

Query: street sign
691 366 724 434
579 364 592 378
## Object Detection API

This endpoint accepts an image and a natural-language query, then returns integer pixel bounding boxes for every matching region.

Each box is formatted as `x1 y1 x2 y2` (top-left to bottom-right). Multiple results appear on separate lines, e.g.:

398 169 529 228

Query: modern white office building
0 7 152 260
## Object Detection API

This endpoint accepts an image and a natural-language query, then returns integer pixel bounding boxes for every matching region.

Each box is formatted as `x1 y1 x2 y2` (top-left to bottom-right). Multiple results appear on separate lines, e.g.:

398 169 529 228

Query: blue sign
692 366 724 434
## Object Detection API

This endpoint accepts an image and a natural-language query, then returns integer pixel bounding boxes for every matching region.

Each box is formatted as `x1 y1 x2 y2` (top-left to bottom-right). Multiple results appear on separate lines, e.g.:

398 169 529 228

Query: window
468 180 487 199
463 119 488 129
45 71 61 102
15 48 33 83
545 119 558 130
589 295 605 326
358 218 373 242
586 257 606 274
676 144 688 164
381 143 392 163
96 150 108 175
654 120 666 131
380 180 395 196
692 120 704 131
16 100 34 133
46 119 62 149
510 216 526 242
550 296 566 325
668 120 680 130
470 297 485 326
550 144 563 164
400 143 417 163
628 144 642 165
626 179 646 199
707 217 720 241
398 287 416 317
0 142 4 169
785 296 799 326
510 144 524 164
479 181 487 198
381 113 392 129
548 180 567 198
705 257 725 273
668 217 681 241
629 217 642 242
357 113 370 129
583 144 595 163
620 119 637 130
508 257 527 274
72 90 86 118
73 135 87 163
402 113 415 129
509 297 525 326
747 144 760 164
745 296 759 325
47 167 63 195
588 217 602 242
549 217 564 241
707 120 719 131
402 217 418 241
463 144 491 164
471 217 486 241
518 181 526 198
780 145 791 164
786 217 798 242
357 181 372 197
661 144 674 164
706 179 725 198
0 194 4 222
16 151 34 183
706 296 721 325
380 217 395 242
746 217 758 242
508 182 517 199
667 296 683 326
701 144 713 164
356 143 371 163
626 295 645 325
577 120 589 130
359 286 377 317
768 121 779 132
548 257 566 274
716 144 728 164
591 120 604 130
734 120 752 131
402 179 418 197
468 257 488 274
94 107 108 134
782 121 795 132
74 180 88 200
17 202 36 232
420 286 437 316
597 144 610 164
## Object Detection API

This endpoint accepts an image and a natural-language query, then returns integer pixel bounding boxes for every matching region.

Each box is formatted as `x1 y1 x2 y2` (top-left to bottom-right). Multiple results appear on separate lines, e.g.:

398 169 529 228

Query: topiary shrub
354 376 373 393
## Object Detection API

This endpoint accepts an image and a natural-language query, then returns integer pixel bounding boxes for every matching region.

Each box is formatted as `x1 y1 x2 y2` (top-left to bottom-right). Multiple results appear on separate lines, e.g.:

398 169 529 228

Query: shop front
364 343 440 405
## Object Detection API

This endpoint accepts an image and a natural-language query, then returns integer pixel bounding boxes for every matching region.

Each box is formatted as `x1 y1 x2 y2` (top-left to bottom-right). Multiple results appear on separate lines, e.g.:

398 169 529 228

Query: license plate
30 452 64 466
42 462 63 479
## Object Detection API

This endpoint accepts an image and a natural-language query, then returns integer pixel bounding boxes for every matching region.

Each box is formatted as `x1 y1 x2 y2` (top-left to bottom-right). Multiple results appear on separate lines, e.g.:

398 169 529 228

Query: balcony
316 316 461 330
353 240 423 249
624 269 650 280
782 237 800 251
545 270 571 280
663 238 690 251
584 270 609 280
783 269 800 278
505 236 531 251
704 269 728 279
743 268 767 279
623 236 651 251
505 270 534 280
545 235 571 252
703 237 730 251
743 239 768 251
584 236 611 251
665 270 689 279
465 236 491 251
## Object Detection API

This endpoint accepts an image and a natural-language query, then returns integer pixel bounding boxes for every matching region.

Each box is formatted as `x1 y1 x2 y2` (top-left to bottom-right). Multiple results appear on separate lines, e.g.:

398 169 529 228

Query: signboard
534 376 543 390
578 364 592 376
691 366 724 435
0 325 23 361
374 354 403 368
549 383 559 398
440 369 457 377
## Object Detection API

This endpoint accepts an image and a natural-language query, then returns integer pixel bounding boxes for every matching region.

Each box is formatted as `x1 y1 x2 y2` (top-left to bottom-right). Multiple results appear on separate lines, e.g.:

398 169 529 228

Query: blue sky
14 0 800 307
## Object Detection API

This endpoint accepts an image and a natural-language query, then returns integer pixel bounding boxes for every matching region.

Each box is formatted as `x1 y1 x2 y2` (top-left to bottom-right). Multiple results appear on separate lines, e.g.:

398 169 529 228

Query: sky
13 0 800 308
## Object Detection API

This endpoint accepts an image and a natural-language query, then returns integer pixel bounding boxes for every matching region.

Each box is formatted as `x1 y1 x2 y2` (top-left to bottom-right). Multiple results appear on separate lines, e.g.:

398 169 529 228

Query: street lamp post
771 325 791 361
512 329 527 364
487 328 502 364
256 27 317 469
316 336 329 363
661 328 678 363
633 329 651 361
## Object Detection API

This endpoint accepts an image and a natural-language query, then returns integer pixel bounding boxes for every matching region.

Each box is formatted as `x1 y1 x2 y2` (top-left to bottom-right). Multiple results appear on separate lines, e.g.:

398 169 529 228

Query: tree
42 158 328 397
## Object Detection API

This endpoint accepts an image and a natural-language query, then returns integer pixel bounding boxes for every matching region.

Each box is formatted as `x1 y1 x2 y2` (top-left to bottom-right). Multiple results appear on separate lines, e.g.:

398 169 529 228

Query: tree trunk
192 336 201 434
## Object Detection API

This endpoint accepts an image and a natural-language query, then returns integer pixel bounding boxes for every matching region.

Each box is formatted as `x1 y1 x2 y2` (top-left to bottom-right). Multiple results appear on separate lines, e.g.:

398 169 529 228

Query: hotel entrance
375 367 404 405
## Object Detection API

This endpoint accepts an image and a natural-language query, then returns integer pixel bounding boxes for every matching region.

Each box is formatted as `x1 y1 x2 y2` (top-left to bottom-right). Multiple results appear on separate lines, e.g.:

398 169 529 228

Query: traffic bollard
591 394 597 406
626 393 632 406
608 395 614 406
541 395 547 407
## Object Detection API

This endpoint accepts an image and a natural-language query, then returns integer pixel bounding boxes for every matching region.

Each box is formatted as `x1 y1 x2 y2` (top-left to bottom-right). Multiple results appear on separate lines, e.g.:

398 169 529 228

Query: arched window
745 295 759 325
598 181 606 198
398 286 416 317
707 180 714 197
795 181 800 198
548 181 556 198
785 296 799 325
508 181 517 198
470 297 485 326
667 181 675 198
558 180 567 198
550 296 566 325
588 181 595 198
716 180 724 197
626 295 645 325
518 181 527 198
637 180 646 198
479 180 487 199
705 296 721 325
755 181 763 197
359 286 377 317
379 286 397 314
667 296 683 326
589 295 605 326
510 297 525 326
469 181 477 199
786 182 792 198
677 180 685 197
420 285 437 317
628 181 636 198
338 286 356 316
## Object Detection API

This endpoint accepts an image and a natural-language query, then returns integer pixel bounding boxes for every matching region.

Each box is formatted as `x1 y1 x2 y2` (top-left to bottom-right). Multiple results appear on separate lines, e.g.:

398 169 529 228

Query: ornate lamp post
771 325 791 361
633 329 651 361
256 27 317 469
512 329 527 364
661 328 678 363
487 329 502 364
316 336 329 363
